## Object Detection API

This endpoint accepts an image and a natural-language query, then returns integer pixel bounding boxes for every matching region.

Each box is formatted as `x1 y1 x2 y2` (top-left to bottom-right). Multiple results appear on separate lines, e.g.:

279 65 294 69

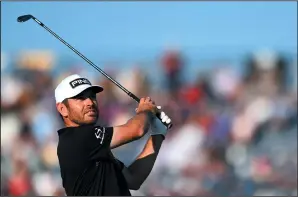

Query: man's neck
64 122 96 128
65 121 80 128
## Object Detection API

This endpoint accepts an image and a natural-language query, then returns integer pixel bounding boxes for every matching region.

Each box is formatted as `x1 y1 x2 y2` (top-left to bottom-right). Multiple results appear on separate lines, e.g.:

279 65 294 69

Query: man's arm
122 134 164 190
121 112 170 190
110 111 153 149
110 97 157 149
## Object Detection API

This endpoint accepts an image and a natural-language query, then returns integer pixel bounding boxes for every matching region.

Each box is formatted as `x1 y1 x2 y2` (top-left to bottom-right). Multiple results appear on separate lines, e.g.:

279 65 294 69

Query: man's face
62 89 99 126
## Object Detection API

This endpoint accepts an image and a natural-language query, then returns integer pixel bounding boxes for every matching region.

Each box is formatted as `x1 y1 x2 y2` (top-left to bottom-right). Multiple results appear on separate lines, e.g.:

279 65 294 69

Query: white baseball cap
55 74 103 103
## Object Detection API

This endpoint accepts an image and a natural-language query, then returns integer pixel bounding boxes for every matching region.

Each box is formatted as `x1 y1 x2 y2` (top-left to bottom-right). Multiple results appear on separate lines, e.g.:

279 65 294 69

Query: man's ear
56 103 69 118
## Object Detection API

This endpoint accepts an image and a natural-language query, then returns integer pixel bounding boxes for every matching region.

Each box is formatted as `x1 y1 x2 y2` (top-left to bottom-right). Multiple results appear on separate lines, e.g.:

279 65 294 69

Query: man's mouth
85 109 97 116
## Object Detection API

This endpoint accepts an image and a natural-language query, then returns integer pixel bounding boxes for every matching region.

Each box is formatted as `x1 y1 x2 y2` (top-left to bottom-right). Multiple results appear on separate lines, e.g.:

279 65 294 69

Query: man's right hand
135 97 157 115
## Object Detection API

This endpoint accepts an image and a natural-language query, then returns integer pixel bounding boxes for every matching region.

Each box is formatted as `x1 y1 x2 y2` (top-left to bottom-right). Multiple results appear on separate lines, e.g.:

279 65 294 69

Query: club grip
128 92 173 129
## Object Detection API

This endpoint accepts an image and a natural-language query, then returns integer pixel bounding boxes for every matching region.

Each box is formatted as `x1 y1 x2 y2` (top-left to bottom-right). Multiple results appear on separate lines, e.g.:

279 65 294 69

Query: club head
17 15 33 23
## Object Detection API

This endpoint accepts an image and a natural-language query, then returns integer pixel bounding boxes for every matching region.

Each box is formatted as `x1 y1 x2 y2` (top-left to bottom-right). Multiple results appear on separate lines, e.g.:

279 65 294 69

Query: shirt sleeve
77 125 114 159
93 125 114 147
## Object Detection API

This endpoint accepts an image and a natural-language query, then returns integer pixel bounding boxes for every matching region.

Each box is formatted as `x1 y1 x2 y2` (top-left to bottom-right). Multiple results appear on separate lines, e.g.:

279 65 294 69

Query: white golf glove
150 106 171 137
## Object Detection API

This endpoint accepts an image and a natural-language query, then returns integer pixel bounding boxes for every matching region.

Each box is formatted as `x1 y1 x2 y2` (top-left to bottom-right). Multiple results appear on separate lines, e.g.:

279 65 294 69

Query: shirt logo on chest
95 127 105 144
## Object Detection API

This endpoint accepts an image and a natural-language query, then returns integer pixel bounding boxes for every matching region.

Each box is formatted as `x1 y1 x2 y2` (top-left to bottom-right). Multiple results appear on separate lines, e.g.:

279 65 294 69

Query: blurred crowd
1 49 297 196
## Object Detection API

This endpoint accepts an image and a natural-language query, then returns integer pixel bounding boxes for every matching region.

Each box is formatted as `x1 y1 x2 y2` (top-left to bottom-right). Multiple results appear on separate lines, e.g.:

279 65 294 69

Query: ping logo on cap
69 78 91 88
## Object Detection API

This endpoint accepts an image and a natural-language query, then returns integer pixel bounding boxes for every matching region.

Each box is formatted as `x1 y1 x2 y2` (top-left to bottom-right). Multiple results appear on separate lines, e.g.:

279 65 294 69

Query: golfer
55 74 171 196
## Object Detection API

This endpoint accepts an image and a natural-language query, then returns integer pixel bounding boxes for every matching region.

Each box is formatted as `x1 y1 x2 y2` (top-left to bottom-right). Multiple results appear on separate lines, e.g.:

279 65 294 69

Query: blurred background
1 1 297 196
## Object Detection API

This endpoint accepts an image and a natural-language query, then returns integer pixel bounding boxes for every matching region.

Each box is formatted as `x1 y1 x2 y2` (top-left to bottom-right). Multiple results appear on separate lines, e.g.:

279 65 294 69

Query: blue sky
2 1 297 56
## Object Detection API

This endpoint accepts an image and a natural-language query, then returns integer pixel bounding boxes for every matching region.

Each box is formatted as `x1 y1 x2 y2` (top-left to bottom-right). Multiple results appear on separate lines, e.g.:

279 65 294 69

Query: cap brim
86 85 104 94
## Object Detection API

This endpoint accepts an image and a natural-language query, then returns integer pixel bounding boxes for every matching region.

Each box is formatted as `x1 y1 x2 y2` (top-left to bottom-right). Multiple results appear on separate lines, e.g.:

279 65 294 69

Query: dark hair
59 99 69 122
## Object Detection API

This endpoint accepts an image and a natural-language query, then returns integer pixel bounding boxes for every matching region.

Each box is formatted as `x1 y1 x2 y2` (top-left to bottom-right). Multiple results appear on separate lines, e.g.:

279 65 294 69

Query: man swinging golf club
55 74 171 196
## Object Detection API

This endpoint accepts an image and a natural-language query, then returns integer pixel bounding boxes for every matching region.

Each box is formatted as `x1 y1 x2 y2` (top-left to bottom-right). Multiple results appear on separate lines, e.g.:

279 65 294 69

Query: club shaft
28 16 172 129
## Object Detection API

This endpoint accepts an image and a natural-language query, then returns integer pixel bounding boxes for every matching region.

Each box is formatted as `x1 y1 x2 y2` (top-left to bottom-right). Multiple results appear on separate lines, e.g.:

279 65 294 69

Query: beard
68 107 99 126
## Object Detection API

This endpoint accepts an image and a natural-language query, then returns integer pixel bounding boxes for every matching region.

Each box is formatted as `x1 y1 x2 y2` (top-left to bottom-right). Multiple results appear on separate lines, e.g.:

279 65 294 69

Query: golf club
17 14 173 129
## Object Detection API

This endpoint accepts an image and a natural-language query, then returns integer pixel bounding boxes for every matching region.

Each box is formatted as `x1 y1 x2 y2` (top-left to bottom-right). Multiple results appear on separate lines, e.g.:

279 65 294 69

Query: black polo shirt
57 125 131 196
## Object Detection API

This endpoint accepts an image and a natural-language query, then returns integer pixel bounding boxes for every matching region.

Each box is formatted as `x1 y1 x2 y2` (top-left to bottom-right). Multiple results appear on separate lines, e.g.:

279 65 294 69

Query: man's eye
76 96 85 100
75 95 96 100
